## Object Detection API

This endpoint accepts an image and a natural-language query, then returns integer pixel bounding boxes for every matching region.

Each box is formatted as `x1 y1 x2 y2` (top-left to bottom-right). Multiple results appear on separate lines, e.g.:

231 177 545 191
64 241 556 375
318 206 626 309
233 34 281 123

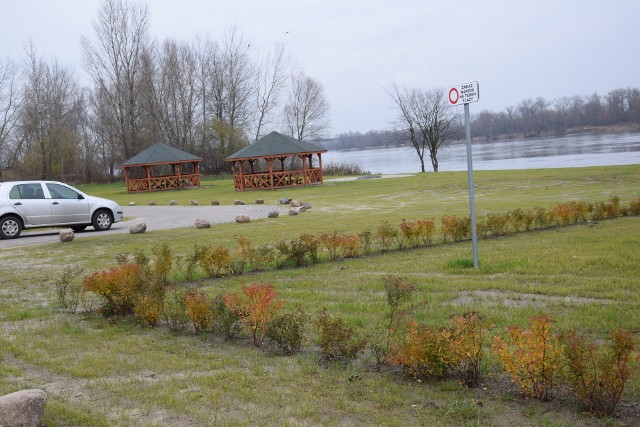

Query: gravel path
0 205 289 249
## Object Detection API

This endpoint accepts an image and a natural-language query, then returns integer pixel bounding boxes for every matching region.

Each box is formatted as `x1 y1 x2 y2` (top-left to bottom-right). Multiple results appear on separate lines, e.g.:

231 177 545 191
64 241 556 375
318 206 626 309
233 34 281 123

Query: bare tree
151 39 199 152
19 43 79 180
81 0 152 173
389 84 458 172
0 58 22 174
252 43 289 141
283 72 329 141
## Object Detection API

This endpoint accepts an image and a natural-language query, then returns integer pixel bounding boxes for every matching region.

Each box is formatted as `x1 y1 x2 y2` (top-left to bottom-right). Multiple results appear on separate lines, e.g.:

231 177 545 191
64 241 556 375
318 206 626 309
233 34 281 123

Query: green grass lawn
1 165 639 426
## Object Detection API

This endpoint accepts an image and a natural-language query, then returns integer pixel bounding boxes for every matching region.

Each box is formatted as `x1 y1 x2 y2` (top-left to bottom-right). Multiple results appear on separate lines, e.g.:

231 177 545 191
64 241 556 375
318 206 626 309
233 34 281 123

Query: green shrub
211 294 241 339
629 197 640 216
375 221 399 251
162 286 189 332
371 276 416 366
267 309 308 355
200 245 231 277
316 308 367 361
560 329 638 417
55 265 84 313
151 243 173 284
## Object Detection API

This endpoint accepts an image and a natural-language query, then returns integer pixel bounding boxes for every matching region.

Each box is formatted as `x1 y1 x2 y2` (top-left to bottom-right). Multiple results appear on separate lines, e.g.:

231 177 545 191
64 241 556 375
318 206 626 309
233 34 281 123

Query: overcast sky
1 0 639 136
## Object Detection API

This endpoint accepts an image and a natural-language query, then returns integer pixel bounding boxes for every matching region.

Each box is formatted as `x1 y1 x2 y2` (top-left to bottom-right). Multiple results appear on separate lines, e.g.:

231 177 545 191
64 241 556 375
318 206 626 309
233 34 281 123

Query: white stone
129 222 147 234
0 389 47 427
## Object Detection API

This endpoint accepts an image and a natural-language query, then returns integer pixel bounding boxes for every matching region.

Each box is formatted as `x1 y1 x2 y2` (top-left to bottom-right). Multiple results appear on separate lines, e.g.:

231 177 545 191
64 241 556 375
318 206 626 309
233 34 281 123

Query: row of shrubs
57 268 638 418
154 197 640 279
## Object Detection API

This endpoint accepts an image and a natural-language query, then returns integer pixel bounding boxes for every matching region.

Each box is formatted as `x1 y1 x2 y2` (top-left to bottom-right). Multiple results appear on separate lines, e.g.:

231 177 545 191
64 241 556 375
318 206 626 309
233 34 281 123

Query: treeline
0 0 329 183
320 86 640 152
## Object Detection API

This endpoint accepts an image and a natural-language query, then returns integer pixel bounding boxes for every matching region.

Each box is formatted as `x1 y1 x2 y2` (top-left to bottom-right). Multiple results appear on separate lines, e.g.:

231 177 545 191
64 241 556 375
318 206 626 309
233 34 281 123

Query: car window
46 183 80 200
10 184 45 200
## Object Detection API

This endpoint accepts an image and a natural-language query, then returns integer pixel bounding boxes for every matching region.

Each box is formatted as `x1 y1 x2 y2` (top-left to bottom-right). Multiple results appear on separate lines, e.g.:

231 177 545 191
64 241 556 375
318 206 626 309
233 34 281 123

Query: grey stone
279 197 292 205
301 202 313 209
148 201 157 206
234 200 245 205
0 389 47 427
129 222 147 234
128 201 136 206
190 199 198 206
288 209 299 216
289 200 301 207
268 211 279 218
169 200 178 206
195 218 211 229
211 200 220 206
59 230 75 242
235 214 250 223
255 199 264 204
298 206 307 213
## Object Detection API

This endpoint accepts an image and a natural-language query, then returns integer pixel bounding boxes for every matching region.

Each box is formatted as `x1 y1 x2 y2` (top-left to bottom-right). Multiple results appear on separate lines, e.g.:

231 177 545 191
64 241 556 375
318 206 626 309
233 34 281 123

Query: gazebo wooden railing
125 172 201 193
232 168 323 191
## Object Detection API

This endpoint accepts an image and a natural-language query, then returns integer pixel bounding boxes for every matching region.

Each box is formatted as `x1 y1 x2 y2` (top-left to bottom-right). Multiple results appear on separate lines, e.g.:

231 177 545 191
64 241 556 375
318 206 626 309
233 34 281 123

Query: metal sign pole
464 102 479 268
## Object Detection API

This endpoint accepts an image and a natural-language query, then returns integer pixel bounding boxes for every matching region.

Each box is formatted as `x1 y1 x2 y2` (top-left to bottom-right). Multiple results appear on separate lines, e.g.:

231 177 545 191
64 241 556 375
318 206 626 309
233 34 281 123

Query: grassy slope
1 165 639 426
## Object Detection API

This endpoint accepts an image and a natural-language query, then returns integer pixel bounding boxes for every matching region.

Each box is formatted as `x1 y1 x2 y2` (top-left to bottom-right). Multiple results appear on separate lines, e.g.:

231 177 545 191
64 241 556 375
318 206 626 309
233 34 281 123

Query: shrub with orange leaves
441 311 489 388
225 284 285 346
185 291 213 334
492 315 563 401
81 263 144 316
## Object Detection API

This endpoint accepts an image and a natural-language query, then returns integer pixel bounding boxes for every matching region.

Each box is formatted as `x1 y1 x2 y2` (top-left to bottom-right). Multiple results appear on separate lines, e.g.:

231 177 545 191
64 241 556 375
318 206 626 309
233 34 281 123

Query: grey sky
1 0 639 136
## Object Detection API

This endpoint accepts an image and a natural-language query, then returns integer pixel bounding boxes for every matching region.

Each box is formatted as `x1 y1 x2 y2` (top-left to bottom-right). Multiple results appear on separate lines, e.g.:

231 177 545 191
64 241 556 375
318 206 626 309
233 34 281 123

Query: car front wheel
92 209 113 231
0 216 22 239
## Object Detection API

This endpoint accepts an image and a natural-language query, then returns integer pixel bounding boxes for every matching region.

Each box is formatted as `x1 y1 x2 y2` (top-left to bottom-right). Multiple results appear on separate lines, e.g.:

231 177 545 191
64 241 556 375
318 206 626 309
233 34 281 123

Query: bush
375 221 399 252
399 219 434 248
162 286 189 332
229 235 252 275
320 231 343 260
81 263 145 316
266 309 308 354
371 276 416 366
322 162 369 176
316 308 367 361
225 284 285 346
275 237 316 267
441 312 489 388
185 291 213 334
151 243 173 284
175 244 204 281
340 234 363 258
248 243 276 272
629 197 640 216
211 294 241 339
134 294 163 327
391 320 452 380
441 215 471 242
55 265 84 313
492 315 563 400
200 245 231 278
560 329 638 417
592 196 621 221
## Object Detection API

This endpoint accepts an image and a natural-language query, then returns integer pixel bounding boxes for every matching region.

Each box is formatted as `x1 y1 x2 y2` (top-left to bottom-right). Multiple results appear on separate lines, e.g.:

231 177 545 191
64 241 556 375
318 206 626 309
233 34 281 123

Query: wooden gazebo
225 132 327 191
120 143 202 193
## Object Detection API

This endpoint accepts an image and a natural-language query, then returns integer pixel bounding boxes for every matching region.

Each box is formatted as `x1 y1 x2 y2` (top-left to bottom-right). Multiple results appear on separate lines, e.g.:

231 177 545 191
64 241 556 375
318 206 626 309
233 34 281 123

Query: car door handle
52 202 59 205
14 202 22 206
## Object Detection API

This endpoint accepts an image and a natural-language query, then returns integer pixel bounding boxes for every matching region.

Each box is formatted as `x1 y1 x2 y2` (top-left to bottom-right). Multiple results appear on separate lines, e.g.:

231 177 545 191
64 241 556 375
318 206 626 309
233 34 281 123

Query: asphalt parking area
0 205 289 249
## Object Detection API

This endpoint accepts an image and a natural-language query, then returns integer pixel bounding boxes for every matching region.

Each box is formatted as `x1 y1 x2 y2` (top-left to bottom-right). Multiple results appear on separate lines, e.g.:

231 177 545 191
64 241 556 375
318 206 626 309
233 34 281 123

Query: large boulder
128 202 136 206
148 201 157 206
59 229 75 242
288 209 299 216
235 214 250 223
289 200 301 207
129 222 147 234
268 211 279 218
195 218 211 229
301 202 313 209
190 199 198 206
169 200 178 206
234 200 245 205
255 199 264 204
211 200 220 206
0 389 47 427
279 197 292 205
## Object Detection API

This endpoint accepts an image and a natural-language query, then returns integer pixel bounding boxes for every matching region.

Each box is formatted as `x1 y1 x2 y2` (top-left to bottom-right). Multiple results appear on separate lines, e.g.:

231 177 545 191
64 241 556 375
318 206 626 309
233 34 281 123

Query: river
321 132 640 174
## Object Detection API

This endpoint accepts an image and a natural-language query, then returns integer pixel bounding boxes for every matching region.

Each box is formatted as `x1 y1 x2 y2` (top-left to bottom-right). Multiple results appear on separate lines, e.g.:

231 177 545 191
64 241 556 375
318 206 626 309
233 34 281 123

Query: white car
0 181 124 239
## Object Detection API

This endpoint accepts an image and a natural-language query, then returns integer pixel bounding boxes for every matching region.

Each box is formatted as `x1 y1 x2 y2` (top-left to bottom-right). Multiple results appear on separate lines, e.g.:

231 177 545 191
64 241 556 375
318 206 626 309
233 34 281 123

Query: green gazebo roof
225 132 327 161
120 143 202 167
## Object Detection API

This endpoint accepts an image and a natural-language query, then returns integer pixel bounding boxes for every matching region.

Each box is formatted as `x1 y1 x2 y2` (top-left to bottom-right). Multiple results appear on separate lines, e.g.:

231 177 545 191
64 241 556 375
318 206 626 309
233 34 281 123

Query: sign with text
448 81 479 106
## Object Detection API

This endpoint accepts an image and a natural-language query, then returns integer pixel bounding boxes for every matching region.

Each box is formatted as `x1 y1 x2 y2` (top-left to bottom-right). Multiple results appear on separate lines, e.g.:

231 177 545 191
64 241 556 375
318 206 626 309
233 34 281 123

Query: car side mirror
78 194 85 200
